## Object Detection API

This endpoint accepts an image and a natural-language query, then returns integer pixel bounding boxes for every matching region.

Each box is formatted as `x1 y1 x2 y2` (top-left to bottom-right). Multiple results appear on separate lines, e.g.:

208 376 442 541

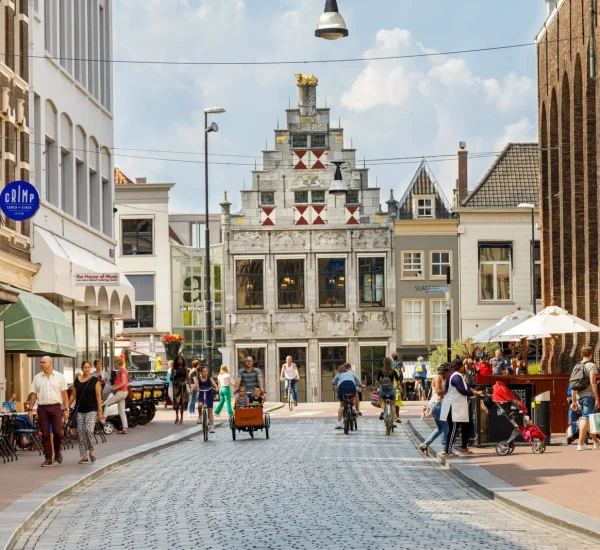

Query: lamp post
518 202 538 364
315 0 349 40
203 107 225 374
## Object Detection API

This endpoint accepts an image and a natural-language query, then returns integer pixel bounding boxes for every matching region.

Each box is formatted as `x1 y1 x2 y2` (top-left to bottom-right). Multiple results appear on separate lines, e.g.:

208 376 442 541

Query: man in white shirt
28 357 69 467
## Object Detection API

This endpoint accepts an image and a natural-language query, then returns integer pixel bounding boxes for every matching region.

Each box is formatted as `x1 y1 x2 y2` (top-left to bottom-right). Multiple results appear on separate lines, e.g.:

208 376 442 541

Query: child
249 386 263 406
235 386 250 408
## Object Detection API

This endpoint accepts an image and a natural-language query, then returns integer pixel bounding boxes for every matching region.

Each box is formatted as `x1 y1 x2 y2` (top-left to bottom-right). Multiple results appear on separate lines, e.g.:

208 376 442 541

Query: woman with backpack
376 357 401 424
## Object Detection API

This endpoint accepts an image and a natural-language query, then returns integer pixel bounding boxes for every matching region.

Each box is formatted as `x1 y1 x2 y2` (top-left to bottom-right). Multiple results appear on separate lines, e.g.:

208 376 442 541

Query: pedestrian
172 355 189 424
569 345 600 451
280 355 300 406
414 356 428 400
93 358 112 401
419 363 450 456
187 359 200 418
27 356 69 467
490 349 507 376
235 357 265 396
166 360 174 408
68 361 103 464
214 365 235 417
440 357 484 457
103 357 129 434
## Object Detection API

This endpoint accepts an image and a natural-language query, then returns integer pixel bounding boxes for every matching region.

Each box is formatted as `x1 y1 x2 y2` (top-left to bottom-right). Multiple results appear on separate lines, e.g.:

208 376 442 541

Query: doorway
359 346 387 401
278 347 307 403
320 346 347 402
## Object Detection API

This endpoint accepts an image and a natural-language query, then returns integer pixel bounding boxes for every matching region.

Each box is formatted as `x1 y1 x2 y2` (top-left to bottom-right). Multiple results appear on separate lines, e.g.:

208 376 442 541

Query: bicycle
342 392 358 435
382 395 394 436
284 378 298 411
198 388 212 442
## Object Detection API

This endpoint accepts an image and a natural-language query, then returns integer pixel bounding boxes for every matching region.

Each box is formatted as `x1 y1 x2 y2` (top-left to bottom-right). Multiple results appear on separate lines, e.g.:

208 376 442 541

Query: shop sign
74 273 120 286
180 303 215 312
415 285 449 294
0 181 40 221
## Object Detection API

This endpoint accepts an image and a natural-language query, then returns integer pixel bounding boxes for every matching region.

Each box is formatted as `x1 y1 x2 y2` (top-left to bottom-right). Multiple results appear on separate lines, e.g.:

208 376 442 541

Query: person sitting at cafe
476 353 492 385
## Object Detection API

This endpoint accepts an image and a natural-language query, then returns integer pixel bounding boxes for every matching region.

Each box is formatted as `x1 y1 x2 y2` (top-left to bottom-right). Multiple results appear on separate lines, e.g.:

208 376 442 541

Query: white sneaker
209 424 215 434
335 422 342 430
593 441 600 450
577 443 593 451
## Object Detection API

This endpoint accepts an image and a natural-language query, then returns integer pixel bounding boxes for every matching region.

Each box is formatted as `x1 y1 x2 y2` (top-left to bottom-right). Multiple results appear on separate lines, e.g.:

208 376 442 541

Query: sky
112 0 548 214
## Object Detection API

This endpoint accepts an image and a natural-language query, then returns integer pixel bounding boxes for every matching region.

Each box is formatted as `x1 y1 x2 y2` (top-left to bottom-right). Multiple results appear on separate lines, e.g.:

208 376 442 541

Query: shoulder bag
421 384 434 419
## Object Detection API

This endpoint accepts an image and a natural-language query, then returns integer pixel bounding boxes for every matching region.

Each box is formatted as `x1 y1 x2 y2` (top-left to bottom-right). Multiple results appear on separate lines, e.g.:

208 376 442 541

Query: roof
114 167 133 185
461 143 539 209
396 160 453 220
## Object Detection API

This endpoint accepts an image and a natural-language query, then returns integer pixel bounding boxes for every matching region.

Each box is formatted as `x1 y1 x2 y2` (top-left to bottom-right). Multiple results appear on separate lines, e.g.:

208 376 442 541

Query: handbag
371 388 381 409
421 386 434 419
589 413 600 434
67 376 94 429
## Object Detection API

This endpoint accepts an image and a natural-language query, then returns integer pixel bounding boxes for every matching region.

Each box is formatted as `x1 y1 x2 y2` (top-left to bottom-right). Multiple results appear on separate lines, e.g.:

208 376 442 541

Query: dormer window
292 134 308 148
415 196 435 218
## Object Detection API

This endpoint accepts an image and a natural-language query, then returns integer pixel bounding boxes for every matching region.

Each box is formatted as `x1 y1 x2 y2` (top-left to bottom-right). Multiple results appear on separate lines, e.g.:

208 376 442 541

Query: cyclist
280 355 300 406
332 363 361 430
376 357 400 425
195 365 218 433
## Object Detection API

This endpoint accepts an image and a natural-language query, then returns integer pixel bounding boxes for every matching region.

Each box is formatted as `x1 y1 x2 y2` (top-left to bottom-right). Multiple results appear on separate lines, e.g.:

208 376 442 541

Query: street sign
0 181 40 221
425 285 450 294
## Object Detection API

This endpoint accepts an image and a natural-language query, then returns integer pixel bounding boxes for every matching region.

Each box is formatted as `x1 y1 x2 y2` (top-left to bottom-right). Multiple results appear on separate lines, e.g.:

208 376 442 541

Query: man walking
570 346 600 451
27 357 69 467
103 357 129 434
490 349 507 376
235 357 265 397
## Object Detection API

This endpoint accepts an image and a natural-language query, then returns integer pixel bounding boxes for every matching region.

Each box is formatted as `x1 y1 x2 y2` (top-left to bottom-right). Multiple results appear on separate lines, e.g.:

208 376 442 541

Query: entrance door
360 346 387 401
320 346 347 402
278 347 307 403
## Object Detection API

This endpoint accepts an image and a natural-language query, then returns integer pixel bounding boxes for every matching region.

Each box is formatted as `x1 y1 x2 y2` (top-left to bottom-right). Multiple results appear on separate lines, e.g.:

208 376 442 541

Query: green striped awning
0 285 76 357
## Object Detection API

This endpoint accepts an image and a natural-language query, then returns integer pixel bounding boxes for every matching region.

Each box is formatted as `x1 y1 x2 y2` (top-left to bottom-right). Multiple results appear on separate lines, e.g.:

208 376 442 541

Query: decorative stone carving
232 231 264 250
260 180 277 190
275 231 307 249
235 314 268 334
354 230 389 250
313 312 350 337
355 311 390 332
314 231 346 249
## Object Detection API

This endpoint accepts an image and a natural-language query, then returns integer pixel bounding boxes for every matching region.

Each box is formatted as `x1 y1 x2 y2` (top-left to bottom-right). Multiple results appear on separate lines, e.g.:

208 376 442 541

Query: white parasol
501 305 600 338
471 308 537 342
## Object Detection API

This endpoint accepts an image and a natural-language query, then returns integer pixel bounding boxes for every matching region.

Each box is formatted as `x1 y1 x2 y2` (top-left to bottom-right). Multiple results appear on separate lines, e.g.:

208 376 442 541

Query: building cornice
0 251 39 292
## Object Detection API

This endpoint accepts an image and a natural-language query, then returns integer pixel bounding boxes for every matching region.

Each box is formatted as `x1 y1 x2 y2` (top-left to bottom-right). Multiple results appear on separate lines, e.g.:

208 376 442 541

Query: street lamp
328 161 348 195
203 107 225 375
315 0 349 40
518 202 538 364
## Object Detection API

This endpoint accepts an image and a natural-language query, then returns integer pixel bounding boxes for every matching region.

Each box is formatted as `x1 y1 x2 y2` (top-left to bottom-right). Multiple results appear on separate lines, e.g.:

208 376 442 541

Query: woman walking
188 360 200 418
440 357 483 457
172 356 189 424
166 360 174 409
214 365 234 417
419 363 450 456
69 361 103 464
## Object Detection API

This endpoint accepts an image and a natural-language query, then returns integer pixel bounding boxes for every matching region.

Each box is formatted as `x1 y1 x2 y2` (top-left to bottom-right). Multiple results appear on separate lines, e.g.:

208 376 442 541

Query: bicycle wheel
343 415 350 435
353 418 358 431
231 428 236 440
289 390 293 411
385 404 392 436
202 411 209 442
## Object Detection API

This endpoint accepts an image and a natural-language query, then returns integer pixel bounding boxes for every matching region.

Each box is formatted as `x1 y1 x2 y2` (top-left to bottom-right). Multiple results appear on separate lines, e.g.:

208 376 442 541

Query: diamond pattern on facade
345 206 360 225
261 207 276 226
312 205 327 225
294 205 310 225
293 150 328 170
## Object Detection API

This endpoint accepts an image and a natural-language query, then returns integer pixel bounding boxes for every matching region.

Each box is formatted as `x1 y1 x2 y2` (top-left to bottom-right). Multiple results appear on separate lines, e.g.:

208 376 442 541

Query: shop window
360 346 387 400
318 258 346 308
359 257 385 307
236 259 264 310
122 219 153 255
479 243 512 301
277 259 305 309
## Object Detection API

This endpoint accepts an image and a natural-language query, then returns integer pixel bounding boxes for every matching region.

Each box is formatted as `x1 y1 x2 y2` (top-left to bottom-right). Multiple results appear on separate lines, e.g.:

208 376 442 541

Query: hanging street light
328 161 348 195
315 0 348 40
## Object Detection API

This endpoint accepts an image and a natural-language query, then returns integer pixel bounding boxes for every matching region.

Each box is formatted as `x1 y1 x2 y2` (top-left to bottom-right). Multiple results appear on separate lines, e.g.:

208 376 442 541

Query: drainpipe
591 0 596 80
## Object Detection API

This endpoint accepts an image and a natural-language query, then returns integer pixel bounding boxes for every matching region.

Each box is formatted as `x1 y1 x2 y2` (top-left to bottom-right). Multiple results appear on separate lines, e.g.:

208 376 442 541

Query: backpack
380 374 393 392
416 365 423 374
569 361 592 392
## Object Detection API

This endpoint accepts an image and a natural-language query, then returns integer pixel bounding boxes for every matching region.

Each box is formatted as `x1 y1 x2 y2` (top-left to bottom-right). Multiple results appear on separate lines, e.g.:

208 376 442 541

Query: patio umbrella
501 305 600 338
471 308 536 342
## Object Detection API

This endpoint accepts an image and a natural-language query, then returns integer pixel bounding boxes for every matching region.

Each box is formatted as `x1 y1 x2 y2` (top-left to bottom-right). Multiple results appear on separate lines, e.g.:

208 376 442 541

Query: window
76 160 85 222
346 190 359 204
236 259 264 310
359 257 385 307
431 251 451 278
318 258 346 308
401 251 423 279
403 300 424 343
277 259 305 309
292 134 308 148
44 0 52 53
311 135 326 149
416 197 434 218
534 241 541 301
191 223 205 248
311 191 325 203
124 275 155 329
479 244 511 301
359 346 387 400
122 219 153 255
431 300 447 342
260 192 275 206
60 151 68 211
294 191 309 204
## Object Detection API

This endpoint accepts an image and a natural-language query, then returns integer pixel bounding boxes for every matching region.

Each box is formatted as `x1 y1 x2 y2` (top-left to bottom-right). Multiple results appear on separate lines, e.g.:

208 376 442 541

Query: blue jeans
579 395 597 419
188 390 198 414
423 402 448 450
285 379 298 403
568 407 578 435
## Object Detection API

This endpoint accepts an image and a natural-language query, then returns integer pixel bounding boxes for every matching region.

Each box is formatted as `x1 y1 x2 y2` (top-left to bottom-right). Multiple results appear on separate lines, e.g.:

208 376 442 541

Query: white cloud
495 118 537 149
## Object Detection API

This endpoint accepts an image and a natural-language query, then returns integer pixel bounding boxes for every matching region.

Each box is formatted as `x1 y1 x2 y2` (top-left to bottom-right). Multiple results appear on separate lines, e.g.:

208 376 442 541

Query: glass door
278 347 307 403
320 346 347 402
360 346 387 401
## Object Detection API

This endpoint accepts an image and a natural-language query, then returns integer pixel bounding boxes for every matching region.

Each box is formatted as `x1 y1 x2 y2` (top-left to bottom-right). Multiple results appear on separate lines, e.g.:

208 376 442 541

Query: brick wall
537 0 599 371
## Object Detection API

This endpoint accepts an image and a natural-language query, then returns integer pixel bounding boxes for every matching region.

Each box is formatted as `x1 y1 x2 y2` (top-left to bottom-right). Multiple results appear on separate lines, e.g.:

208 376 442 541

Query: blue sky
113 0 547 213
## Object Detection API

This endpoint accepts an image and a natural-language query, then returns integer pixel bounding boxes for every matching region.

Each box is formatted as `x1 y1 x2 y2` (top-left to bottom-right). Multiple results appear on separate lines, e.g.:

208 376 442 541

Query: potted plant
162 334 184 361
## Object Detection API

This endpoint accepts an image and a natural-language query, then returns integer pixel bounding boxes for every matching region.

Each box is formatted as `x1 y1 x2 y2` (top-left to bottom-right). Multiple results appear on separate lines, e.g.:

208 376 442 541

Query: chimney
456 141 468 205
135 177 147 184
296 73 318 116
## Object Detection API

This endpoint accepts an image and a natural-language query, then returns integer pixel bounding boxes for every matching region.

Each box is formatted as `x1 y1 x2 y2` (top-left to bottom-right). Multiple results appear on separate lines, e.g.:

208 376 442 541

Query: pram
490 381 547 456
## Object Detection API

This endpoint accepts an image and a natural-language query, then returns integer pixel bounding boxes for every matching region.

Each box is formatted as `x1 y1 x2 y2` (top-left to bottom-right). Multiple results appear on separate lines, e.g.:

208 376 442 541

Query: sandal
116 430 128 434
418 445 429 456
459 449 474 455
79 457 89 464
441 452 457 457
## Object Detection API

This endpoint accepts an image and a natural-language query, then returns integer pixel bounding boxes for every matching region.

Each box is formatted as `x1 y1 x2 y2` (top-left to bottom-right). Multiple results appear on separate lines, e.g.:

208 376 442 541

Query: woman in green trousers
214 365 234 416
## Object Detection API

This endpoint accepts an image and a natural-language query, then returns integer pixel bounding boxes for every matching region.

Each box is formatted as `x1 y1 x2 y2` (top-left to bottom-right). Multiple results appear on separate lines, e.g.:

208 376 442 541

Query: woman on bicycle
376 357 400 424
195 365 218 432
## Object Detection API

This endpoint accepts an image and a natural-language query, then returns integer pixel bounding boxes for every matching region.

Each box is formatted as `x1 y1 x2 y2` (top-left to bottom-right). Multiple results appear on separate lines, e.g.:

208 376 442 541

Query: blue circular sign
0 181 40 221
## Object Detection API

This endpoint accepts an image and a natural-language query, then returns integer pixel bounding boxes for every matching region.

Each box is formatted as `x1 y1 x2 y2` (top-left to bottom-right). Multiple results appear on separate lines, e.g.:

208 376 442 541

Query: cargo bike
229 405 270 440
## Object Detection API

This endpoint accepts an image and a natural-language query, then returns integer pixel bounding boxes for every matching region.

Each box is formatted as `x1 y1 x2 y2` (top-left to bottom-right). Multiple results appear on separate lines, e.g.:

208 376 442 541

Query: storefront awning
0 285 76 357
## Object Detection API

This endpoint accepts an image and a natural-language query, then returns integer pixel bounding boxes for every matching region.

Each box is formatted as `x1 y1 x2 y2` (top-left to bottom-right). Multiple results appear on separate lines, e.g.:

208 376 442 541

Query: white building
455 143 540 339
114 170 174 368
29 0 134 380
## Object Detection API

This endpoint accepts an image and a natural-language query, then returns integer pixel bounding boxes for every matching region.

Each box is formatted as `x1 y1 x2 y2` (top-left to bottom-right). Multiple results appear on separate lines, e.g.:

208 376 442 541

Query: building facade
29 0 134 382
394 161 459 361
222 75 395 402
456 143 540 341
114 170 174 368
536 0 599 370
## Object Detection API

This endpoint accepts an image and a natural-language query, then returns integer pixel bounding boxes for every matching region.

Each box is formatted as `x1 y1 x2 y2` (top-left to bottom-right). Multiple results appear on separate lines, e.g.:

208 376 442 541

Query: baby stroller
490 382 547 456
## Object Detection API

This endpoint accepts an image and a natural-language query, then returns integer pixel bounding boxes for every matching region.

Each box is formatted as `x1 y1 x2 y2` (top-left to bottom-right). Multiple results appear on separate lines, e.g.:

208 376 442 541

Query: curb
264 403 285 413
406 418 600 542
0 424 206 550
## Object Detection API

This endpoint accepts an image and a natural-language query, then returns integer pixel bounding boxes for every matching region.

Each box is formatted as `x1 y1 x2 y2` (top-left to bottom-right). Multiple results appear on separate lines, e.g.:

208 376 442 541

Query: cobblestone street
14 419 596 550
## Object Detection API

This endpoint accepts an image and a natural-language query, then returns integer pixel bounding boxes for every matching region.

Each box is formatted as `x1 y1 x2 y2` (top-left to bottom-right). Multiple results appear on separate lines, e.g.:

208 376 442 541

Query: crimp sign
0 181 40 221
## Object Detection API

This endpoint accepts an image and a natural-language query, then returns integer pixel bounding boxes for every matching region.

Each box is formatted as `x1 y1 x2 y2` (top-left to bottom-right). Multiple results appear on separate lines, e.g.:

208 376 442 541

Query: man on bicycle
376 357 400 425
332 363 362 430
235 357 265 398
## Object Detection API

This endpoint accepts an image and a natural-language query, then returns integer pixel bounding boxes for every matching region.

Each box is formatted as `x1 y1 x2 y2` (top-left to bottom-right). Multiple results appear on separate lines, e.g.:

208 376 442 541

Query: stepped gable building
536 0 599 370
221 74 396 403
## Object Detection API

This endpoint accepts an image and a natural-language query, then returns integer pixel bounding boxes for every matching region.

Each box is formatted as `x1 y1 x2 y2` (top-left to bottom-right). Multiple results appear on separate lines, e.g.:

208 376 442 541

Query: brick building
536 0 599 370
